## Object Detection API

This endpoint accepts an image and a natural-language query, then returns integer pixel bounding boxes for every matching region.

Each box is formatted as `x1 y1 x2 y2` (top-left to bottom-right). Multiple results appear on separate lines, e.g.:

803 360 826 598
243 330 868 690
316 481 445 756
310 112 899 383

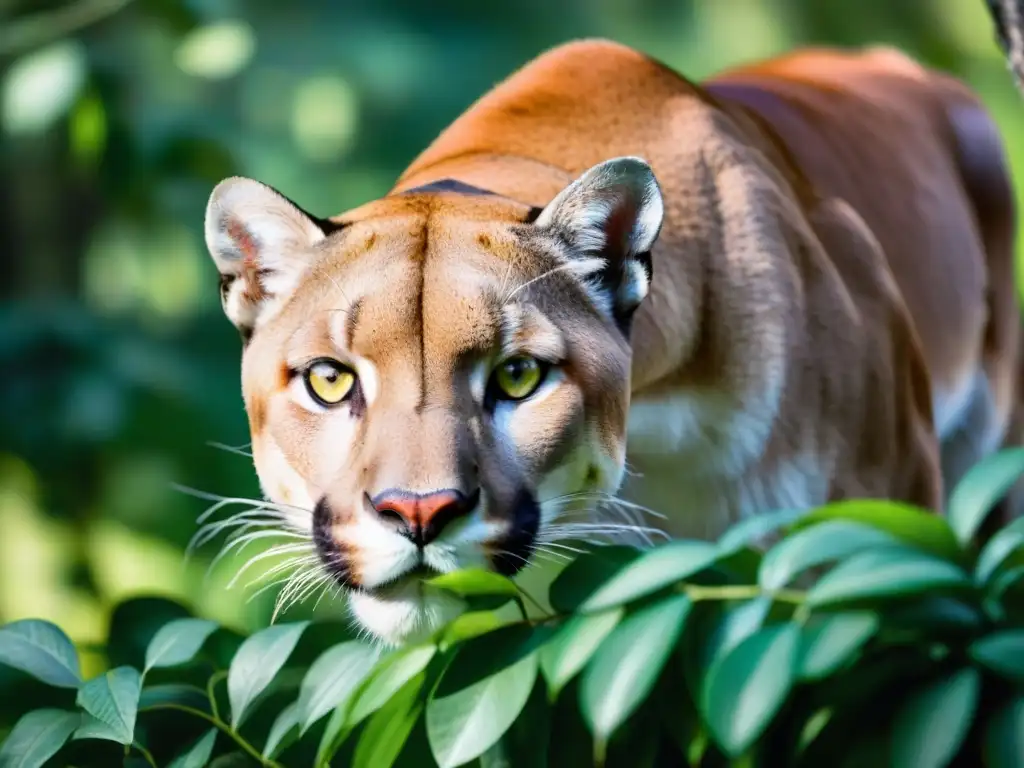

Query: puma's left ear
534 156 664 330
205 177 334 342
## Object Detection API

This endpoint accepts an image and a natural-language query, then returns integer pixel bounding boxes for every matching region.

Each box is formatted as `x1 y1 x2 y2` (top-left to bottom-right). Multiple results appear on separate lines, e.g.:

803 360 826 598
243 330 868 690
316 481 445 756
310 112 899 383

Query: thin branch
0 0 135 57
139 703 282 768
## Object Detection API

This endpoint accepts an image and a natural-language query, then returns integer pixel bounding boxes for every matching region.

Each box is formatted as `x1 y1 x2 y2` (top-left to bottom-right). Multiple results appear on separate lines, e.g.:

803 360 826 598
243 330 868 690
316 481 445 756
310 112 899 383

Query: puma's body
205 40 1019 643
394 41 1018 536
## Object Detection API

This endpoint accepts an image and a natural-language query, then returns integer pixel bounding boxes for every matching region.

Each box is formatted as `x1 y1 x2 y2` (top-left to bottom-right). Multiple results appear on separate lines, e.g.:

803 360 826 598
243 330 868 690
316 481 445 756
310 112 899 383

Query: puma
203 40 1020 644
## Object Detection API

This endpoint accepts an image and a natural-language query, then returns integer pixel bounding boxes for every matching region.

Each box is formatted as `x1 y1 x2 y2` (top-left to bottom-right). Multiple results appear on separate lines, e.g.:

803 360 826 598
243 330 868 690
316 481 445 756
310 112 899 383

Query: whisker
207 528 310 574
528 548 573 565
541 490 666 521
228 545 317 589
206 441 253 458
246 566 317 604
273 568 331 622
311 576 341 612
171 484 312 523
191 525 289 562
532 539 589 554
504 257 608 305
543 522 667 537
203 511 304 539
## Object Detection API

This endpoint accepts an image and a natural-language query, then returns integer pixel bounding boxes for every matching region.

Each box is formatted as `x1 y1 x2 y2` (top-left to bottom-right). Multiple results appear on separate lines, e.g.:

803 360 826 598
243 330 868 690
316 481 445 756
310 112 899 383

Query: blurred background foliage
0 0 1022 703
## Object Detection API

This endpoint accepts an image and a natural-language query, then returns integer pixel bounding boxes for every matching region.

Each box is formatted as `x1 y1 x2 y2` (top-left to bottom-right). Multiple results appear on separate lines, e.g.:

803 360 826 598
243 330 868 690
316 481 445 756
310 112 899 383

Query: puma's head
204 157 664 644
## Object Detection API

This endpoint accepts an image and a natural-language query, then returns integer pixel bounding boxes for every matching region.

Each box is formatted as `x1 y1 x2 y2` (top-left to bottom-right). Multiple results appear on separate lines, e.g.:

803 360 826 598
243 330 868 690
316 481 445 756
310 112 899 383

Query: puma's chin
349 580 466 647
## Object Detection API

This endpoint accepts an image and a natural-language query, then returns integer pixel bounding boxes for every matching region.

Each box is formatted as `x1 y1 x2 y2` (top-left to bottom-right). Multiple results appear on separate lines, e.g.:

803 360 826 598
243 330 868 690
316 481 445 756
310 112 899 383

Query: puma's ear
204 177 332 340
534 156 664 330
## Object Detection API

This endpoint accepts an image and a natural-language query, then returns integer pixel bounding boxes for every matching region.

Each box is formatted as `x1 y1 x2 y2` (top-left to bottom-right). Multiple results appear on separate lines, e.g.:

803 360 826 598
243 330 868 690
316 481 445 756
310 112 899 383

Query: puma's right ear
533 156 664 332
204 177 332 341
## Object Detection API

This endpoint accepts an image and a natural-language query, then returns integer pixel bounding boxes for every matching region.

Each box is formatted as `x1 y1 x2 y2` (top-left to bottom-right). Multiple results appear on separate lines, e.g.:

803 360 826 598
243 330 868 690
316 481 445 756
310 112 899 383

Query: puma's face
204 158 663 645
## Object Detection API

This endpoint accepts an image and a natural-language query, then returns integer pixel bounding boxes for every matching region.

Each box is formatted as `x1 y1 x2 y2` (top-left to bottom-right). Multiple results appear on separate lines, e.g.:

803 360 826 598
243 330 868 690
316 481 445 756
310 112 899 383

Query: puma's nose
370 488 479 546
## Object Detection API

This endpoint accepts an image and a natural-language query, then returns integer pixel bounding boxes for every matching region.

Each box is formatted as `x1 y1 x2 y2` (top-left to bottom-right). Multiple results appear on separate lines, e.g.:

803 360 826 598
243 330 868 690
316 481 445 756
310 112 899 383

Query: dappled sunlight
173 20 256 81
82 218 208 324
0 456 106 645
290 75 360 163
1 40 85 135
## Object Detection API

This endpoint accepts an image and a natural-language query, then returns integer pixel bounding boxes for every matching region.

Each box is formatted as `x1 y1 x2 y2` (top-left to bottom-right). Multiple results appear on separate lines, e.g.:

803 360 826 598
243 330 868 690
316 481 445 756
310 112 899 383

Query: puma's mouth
362 563 438 597
347 573 467 646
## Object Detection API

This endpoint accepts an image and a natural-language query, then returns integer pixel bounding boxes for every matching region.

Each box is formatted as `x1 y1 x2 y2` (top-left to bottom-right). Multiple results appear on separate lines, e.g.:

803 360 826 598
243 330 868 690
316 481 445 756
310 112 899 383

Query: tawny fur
205 40 1020 642
394 40 1019 531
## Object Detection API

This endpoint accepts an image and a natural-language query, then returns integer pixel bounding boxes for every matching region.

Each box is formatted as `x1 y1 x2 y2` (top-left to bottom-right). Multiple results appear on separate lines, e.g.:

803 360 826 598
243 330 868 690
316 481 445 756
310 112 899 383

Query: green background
1 0 1021 681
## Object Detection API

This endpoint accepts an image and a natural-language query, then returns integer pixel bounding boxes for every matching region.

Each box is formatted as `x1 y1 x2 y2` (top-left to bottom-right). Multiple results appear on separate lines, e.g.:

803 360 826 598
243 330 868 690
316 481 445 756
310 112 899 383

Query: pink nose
371 489 477 546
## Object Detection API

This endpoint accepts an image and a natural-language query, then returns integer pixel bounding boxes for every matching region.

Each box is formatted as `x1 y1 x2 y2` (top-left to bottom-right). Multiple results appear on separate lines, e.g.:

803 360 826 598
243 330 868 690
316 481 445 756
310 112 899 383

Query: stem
139 703 281 768
515 585 551 618
513 595 529 620
131 742 158 768
206 669 228 722
682 583 805 604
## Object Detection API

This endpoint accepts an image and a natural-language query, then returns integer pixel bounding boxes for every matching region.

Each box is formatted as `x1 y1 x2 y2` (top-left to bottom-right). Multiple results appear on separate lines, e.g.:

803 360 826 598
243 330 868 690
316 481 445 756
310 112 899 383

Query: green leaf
105 597 194 670
208 754 249 768
316 706 352 766
580 594 691 743
227 621 309 728
949 447 1024 546
701 624 800 757
435 623 554 696
580 541 718 612
0 709 81 768
72 714 129 742
143 618 218 673
796 707 832 755
427 568 519 598
0 619 81 688
976 519 1024 584
548 546 640 612
984 696 1024 768
806 547 970 608
991 564 1024 601
317 659 432 768
970 631 1024 682
702 597 773 669
798 613 878 681
352 673 425 768
796 499 961 561
759 520 900 589
425 655 540 768
439 610 513 646
138 683 210 712
347 644 437 726
296 640 381 732
263 702 299 760
482 677 550 768
539 608 622 698
718 508 806 555
883 596 983 637
891 668 980 768
427 652 537 768
74 666 141 745
168 728 218 768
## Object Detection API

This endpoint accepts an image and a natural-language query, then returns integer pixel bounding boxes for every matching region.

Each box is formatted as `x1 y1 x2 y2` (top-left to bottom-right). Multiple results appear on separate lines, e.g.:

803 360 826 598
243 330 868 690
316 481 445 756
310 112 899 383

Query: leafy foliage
2 451 1024 767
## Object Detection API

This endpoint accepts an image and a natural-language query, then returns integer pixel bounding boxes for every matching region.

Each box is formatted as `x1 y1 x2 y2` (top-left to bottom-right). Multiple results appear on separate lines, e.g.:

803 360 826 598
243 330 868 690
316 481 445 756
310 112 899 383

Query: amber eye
491 355 547 401
304 360 356 406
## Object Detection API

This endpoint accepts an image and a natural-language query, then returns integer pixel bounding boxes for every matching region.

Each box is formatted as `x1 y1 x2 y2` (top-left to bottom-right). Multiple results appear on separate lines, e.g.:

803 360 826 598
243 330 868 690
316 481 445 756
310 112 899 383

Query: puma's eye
304 360 356 406
491 355 547 401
